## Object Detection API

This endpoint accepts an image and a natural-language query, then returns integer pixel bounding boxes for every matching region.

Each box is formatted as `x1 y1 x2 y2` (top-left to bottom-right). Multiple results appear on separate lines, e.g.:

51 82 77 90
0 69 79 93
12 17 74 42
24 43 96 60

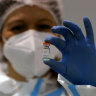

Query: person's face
1 5 57 41
0 5 58 80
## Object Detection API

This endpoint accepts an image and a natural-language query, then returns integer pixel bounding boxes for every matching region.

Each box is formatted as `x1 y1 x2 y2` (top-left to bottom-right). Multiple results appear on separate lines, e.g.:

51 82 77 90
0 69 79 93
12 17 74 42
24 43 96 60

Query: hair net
0 0 64 32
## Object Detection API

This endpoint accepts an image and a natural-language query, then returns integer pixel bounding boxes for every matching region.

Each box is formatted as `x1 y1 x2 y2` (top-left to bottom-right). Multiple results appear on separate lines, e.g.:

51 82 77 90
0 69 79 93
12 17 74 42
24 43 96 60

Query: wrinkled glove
44 17 96 86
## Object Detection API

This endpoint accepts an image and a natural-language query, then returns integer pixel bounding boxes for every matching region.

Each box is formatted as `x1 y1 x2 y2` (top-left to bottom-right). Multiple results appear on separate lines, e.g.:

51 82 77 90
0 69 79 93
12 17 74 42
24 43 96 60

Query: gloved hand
43 17 96 86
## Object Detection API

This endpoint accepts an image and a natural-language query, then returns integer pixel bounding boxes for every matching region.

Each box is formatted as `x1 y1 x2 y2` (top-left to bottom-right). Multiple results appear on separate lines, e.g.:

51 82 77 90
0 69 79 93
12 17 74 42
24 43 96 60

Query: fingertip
51 26 57 33
43 59 52 65
43 60 49 65
51 26 65 33
83 16 91 23
83 16 93 29
63 20 77 28
63 20 71 25
83 16 89 20
44 36 51 42
45 36 58 43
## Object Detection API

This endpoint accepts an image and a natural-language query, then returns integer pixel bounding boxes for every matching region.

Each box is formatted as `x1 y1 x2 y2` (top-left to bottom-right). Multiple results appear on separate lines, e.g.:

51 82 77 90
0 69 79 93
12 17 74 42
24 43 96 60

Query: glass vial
42 42 50 61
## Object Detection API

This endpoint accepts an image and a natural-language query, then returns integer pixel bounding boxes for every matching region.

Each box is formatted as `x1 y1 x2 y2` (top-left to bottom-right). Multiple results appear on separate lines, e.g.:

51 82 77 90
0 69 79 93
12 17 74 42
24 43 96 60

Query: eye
10 25 27 32
37 24 52 31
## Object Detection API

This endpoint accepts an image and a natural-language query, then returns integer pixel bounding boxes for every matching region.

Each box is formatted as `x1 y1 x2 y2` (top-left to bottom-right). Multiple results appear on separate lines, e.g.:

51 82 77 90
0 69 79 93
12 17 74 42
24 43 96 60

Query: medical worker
44 17 96 96
0 0 66 96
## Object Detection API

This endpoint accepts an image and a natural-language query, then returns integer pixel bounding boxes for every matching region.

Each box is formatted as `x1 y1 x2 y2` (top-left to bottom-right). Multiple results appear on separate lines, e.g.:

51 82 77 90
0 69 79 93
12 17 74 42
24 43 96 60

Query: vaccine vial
42 42 50 61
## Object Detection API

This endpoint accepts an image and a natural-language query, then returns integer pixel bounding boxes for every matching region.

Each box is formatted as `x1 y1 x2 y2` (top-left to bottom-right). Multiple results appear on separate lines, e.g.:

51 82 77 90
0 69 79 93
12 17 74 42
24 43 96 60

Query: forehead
5 5 56 24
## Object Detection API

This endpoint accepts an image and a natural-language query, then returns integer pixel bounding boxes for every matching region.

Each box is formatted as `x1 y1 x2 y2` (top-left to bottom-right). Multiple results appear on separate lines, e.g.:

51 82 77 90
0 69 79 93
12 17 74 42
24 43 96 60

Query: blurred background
62 0 96 44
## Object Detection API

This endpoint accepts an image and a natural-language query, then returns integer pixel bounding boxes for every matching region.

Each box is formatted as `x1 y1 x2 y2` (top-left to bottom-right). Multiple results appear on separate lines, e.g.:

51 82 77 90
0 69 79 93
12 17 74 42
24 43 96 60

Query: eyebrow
6 18 53 27
37 18 53 24
7 20 26 26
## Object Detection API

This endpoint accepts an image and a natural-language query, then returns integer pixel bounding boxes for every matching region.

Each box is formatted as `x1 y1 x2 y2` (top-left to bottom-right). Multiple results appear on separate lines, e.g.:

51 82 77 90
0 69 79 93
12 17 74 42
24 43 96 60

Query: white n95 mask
3 30 57 79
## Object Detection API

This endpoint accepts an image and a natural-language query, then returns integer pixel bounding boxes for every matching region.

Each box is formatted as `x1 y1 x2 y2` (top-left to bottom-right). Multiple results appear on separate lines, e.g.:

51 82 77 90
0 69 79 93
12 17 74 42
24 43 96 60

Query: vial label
42 42 50 61
43 49 50 61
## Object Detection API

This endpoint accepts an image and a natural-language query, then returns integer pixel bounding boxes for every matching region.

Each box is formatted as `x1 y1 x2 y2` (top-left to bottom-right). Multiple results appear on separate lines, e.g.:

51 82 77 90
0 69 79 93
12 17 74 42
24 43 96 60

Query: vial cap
43 42 50 45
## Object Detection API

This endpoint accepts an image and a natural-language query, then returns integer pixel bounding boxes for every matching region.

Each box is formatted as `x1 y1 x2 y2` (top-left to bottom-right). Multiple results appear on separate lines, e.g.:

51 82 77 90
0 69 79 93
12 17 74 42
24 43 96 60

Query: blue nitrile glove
44 17 96 86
